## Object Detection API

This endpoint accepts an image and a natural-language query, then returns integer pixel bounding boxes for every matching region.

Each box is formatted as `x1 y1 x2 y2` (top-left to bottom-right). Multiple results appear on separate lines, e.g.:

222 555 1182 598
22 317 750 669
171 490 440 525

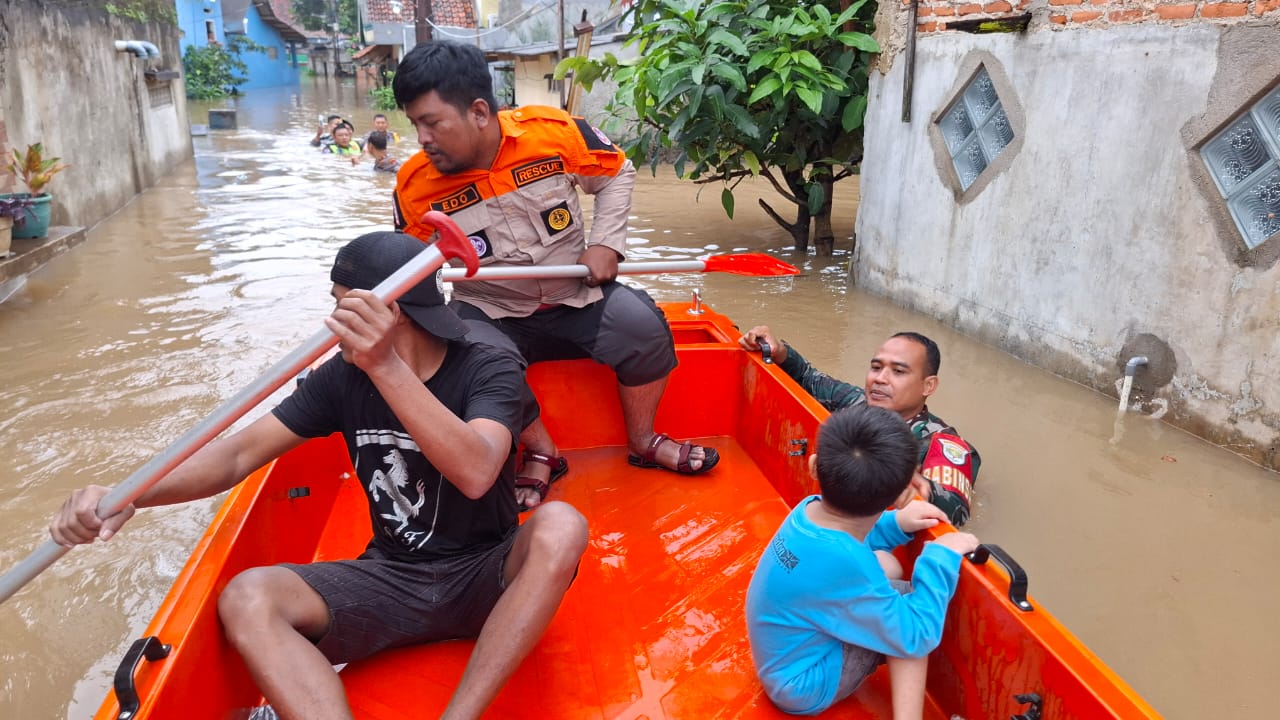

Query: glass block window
938 67 1015 191
1201 85 1280 249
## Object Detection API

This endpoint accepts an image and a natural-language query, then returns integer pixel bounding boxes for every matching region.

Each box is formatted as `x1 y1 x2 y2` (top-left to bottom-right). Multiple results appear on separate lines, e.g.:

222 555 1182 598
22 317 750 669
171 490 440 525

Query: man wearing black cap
49 231 590 720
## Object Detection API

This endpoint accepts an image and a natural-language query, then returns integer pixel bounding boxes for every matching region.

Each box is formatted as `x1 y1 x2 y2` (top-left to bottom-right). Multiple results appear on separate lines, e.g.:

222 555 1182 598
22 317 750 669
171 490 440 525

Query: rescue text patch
512 156 566 187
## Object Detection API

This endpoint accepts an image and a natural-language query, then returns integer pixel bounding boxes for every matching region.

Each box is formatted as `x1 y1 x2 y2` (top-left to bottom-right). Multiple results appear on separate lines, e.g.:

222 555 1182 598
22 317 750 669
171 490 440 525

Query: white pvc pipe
440 260 708 282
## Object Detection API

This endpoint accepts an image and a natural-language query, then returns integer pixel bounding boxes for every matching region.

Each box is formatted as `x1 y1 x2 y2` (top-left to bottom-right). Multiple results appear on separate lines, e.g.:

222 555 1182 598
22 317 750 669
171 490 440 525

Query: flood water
1 78 1276 719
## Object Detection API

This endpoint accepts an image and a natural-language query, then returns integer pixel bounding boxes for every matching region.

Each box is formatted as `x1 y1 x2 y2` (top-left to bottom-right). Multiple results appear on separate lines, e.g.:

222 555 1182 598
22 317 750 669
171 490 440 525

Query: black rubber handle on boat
114 636 171 719
965 544 1034 612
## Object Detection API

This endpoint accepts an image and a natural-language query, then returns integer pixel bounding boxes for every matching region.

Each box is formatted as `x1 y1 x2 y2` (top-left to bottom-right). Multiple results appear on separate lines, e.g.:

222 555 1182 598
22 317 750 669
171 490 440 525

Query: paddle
0 211 480 606
438 252 799 282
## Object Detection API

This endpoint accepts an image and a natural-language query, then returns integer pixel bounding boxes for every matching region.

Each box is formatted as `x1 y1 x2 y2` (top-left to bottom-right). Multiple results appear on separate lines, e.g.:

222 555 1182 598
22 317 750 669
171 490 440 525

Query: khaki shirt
394 106 636 318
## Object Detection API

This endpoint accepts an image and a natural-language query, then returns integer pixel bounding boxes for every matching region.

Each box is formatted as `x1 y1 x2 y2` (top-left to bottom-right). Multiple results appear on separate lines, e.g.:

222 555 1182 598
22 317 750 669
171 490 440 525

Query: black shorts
452 281 678 387
281 527 519 664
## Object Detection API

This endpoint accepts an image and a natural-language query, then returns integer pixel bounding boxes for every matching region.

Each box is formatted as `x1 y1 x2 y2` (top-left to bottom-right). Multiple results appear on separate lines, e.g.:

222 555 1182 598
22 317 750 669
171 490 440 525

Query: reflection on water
0 79 1276 720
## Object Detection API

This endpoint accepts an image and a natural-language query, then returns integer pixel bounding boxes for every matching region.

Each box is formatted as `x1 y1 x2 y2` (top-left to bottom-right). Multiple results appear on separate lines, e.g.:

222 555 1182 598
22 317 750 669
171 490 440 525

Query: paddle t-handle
0 213 480 606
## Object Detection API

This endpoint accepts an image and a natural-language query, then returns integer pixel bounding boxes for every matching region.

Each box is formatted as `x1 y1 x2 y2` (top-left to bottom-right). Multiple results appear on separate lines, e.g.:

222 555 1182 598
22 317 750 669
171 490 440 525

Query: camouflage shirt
778 342 982 525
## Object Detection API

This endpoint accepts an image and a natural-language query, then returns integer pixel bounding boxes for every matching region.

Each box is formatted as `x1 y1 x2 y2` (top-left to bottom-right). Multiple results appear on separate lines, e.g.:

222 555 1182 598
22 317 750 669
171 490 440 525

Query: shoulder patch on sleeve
574 118 615 152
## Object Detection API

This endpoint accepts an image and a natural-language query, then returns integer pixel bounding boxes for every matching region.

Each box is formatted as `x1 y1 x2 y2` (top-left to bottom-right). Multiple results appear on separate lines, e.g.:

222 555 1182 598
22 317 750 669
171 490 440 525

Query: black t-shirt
272 340 524 561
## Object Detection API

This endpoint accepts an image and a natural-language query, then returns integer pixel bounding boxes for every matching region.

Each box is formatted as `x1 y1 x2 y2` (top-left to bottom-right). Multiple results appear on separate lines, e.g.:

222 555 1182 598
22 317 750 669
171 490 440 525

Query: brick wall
912 0 1280 32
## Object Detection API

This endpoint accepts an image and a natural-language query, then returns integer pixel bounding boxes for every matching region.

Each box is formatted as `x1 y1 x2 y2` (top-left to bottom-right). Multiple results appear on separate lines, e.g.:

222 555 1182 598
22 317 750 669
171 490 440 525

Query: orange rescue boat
95 302 1160 720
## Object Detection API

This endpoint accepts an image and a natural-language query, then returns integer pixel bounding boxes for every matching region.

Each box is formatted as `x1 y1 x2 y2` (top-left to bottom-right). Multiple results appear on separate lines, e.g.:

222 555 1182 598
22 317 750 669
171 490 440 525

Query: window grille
938 67 1014 191
1201 85 1280 249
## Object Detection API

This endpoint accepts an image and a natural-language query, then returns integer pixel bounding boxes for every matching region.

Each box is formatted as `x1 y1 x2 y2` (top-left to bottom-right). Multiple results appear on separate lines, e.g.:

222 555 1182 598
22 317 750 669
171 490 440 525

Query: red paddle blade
703 253 800 277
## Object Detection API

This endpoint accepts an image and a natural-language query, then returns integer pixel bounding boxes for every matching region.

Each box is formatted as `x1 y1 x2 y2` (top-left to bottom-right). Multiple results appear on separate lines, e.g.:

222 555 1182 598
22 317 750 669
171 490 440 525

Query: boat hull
95 303 1160 720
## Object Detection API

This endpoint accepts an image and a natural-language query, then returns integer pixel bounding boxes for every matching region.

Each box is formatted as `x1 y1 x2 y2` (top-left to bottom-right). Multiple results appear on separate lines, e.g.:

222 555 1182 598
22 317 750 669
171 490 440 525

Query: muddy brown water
1 80 1276 718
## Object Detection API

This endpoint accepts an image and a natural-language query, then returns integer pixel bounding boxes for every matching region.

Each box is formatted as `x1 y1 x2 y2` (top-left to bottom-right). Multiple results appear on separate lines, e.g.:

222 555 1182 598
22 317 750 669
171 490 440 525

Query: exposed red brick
984 0 1014 10
1154 3 1198 17
918 21 942 30
1201 1 1248 15
1050 12 1069 21
1255 0 1280 13
917 5 935 15
1071 9 1104 20
956 3 984 13
1048 0 1079 7
1108 7 1148 20
933 5 958 15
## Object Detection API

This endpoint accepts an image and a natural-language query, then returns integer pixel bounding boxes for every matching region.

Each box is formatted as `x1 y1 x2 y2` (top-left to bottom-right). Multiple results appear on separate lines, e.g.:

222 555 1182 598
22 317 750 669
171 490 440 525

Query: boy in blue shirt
746 405 980 717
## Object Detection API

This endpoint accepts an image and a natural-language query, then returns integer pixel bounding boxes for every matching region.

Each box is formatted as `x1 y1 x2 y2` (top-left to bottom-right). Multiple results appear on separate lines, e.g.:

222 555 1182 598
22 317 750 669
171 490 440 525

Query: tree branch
758 198 795 233
759 167 802 205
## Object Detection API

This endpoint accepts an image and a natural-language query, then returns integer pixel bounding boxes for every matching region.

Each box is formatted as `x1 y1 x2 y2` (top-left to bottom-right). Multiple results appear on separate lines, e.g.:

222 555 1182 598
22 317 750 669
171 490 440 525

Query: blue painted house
176 0 308 91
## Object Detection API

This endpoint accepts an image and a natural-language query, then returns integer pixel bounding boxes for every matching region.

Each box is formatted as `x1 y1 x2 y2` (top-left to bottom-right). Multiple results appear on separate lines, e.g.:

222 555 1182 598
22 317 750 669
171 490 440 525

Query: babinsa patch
540 202 574 234
512 156 566 187
430 184 481 214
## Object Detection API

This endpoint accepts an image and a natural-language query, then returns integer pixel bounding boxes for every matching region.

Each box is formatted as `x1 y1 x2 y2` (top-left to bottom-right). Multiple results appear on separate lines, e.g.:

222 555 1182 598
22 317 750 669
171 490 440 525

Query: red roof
365 0 475 27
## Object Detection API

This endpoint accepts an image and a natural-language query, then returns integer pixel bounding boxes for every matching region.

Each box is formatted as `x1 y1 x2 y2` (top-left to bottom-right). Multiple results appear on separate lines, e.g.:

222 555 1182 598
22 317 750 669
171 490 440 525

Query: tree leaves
582 0 877 230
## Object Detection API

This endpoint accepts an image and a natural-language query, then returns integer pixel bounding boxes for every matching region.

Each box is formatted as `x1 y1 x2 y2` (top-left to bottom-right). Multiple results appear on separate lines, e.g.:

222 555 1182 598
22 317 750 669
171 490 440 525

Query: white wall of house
0 3 190 229
855 21 1280 469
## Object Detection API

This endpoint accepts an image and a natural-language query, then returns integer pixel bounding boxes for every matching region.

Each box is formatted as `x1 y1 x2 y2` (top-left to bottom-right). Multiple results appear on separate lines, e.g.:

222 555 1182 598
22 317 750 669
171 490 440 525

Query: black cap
330 232 469 340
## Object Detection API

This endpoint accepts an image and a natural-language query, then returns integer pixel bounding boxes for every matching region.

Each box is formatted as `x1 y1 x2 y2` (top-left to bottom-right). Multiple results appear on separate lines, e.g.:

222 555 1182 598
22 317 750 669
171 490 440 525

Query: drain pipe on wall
902 0 919 122
1125 356 1149 377
114 40 161 60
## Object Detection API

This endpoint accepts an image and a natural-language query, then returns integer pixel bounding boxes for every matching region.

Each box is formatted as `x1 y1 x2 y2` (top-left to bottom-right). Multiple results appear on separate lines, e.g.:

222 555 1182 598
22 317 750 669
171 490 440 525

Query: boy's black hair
392 40 499 115
336 121 355 133
326 114 342 123
372 113 388 120
891 331 941 377
815 405 920 516
367 130 389 151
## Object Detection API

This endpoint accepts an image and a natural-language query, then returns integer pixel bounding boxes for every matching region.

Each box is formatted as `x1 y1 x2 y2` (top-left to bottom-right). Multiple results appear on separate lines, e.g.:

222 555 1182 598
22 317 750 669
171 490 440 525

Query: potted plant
4 143 69 240
0 194 34 257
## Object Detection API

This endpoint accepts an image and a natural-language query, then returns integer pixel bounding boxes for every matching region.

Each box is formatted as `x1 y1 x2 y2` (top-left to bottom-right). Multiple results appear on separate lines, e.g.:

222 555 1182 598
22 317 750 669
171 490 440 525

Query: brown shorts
281 527 519 664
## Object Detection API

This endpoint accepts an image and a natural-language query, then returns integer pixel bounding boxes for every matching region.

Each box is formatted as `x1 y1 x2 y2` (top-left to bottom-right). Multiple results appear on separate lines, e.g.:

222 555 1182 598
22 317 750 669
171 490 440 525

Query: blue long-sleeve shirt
745 496 963 715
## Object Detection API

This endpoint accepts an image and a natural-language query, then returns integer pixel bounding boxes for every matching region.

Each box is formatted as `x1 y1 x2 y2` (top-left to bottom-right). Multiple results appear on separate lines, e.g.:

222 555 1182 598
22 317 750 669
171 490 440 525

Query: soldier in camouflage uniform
739 327 980 526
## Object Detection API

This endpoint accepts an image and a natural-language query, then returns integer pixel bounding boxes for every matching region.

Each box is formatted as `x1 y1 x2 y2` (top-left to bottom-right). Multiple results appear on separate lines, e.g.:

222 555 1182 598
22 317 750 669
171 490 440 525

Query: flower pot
10 193 51 239
0 216 11 258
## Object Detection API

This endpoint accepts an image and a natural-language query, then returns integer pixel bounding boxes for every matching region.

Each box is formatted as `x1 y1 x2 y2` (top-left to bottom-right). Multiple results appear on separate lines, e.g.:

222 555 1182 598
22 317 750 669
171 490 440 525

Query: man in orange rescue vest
390 41 719 512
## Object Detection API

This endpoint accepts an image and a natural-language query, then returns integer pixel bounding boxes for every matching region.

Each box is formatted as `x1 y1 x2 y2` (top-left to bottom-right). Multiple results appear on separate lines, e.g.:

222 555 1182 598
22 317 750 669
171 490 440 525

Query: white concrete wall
855 23 1280 469
0 1 192 229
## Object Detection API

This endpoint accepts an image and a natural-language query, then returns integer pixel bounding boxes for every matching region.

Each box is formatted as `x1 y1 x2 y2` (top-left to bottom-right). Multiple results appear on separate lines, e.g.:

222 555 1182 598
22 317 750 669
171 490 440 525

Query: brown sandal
626 433 720 475
515 451 569 511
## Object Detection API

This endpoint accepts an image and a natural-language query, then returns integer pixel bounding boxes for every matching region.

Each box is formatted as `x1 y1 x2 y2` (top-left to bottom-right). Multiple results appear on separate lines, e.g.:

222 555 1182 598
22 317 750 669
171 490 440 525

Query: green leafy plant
104 0 178 24
7 143 70 196
370 74 397 111
559 0 879 254
181 36 264 99
292 0 360 37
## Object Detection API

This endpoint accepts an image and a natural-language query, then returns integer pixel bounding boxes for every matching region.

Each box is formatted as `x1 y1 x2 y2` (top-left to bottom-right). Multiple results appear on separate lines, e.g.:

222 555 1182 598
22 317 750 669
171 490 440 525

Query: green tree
560 0 878 255
292 0 361 38
181 36 264 99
